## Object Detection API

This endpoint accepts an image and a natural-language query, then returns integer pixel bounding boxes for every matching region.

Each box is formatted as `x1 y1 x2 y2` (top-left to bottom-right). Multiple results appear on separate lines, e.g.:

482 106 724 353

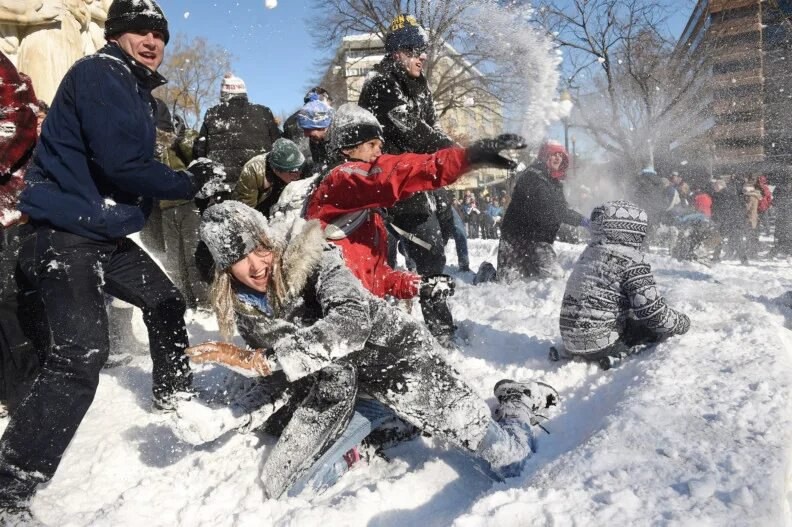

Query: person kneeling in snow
559 200 691 362
177 201 558 499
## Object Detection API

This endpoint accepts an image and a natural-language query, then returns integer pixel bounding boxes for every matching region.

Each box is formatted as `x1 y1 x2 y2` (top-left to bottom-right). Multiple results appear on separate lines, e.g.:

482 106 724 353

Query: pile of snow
6 239 791 526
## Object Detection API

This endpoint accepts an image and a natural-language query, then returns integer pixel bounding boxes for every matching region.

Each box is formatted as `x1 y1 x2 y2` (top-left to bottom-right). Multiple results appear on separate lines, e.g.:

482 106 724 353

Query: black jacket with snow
559 201 690 356
358 55 454 218
500 162 583 245
193 96 281 186
358 56 453 156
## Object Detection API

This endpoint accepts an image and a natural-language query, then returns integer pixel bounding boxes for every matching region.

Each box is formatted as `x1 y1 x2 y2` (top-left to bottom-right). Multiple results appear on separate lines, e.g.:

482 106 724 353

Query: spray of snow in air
467 1 565 146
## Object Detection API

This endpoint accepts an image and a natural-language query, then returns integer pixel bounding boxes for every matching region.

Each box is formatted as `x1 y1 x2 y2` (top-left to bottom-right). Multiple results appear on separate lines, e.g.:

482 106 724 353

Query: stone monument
0 1 108 104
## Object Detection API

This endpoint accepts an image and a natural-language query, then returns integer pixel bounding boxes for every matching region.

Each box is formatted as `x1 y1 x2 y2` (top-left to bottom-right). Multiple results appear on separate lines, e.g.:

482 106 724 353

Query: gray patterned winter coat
559 201 690 356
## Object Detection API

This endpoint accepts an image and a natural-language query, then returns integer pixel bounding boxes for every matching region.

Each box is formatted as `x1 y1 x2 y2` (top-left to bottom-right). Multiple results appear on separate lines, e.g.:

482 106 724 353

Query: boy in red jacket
305 103 523 339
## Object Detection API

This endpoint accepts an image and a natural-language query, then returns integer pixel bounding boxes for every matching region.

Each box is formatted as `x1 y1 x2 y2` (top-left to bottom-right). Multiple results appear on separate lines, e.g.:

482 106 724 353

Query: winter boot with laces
0 505 44 527
493 379 559 428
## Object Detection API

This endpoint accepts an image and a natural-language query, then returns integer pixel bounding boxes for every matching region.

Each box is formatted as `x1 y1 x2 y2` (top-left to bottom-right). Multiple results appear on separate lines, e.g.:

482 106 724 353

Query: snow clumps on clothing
200 200 288 269
329 103 383 152
104 0 170 44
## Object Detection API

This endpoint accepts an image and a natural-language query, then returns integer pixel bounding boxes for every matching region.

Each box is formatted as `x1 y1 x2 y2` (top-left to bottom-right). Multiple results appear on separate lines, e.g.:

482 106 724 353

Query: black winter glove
188 157 230 199
466 134 527 169
419 274 456 302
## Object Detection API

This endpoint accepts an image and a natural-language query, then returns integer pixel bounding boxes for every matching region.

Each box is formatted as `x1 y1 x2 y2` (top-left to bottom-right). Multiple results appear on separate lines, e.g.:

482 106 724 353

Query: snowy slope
7 239 792 527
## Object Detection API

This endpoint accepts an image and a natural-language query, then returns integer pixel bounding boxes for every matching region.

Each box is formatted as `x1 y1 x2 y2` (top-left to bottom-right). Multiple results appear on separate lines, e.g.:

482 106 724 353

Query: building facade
674 0 792 179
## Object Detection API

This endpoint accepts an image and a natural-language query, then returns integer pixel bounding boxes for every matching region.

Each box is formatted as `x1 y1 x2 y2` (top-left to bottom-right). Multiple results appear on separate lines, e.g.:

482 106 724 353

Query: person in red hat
497 140 586 281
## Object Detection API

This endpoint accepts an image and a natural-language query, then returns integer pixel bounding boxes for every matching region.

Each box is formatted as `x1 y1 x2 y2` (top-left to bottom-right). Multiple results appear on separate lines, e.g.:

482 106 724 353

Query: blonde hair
211 235 289 341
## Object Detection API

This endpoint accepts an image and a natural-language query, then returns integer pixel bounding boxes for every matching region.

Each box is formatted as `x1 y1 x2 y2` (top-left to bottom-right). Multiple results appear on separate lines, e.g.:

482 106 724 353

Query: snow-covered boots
475 379 559 478
494 379 558 426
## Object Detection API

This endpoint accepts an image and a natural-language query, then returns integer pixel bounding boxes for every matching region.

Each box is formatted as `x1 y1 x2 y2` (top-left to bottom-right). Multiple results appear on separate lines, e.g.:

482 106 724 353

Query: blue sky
158 0 694 137
159 1 327 119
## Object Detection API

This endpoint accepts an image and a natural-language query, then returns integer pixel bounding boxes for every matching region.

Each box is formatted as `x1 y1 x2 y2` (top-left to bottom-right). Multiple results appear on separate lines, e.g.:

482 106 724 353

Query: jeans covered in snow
390 212 455 338
497 238 561 280
438 206 469 271
287 398 395 497
0 226 192 505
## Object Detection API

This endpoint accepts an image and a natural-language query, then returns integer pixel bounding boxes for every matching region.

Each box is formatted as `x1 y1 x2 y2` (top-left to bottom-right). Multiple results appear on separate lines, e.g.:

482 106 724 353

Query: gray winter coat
559 201 690 356
231 219 491 497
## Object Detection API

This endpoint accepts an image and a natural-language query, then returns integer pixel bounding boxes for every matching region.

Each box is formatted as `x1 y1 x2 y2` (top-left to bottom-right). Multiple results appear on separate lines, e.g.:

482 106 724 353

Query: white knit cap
221 74 247 95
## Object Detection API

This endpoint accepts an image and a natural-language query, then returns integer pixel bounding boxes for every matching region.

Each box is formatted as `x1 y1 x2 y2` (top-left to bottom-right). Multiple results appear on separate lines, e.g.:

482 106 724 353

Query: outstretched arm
308 148 469 218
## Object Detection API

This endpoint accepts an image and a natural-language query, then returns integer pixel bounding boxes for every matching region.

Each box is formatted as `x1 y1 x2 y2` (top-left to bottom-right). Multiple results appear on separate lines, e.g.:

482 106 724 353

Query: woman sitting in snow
558 200 690 363
175 200 558 499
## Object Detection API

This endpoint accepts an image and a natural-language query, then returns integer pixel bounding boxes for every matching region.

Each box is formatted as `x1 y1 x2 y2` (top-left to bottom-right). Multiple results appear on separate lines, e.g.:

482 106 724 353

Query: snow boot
473 261 497 285
0 506 44 527
493 379 559 427
152 389 194 414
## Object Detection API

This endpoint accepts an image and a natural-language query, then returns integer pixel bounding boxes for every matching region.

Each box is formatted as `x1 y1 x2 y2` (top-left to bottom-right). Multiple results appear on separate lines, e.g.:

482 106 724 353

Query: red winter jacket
0 52 37 228
693 192 712 218
306 147 469 299
757 176 773 214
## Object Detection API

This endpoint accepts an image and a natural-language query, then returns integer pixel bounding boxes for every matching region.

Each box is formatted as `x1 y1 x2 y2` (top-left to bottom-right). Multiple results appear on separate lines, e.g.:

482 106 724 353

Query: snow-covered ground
7 239 792 526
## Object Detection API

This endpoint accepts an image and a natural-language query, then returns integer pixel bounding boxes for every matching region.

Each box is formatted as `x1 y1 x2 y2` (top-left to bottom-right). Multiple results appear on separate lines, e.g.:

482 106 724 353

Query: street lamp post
560 90 572 153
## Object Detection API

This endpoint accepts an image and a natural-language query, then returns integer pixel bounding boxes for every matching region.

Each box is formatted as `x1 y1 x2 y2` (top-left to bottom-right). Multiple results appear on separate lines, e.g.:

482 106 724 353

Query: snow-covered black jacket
19 43 197 241
359 55 454 217
193 95 281 186
500 162 583 245
559 201 690 356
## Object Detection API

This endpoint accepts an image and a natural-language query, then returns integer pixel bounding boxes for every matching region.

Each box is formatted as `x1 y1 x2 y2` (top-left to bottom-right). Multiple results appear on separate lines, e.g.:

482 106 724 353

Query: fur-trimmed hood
277 217 327 299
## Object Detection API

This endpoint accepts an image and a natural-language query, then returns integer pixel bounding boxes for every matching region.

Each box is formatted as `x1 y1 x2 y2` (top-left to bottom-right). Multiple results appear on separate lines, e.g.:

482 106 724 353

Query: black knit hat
329 103 384 152
105 0 170 45
385 14 429 53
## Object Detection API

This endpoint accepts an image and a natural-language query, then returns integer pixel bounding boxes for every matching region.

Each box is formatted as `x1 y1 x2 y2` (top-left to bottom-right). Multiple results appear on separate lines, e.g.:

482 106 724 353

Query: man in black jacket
193 73 281 189
358 14 458 341
498 141 584 280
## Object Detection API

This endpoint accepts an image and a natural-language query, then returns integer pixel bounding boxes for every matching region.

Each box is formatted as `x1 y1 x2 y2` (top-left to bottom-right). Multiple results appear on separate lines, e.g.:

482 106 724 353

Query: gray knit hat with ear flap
200 201 280 269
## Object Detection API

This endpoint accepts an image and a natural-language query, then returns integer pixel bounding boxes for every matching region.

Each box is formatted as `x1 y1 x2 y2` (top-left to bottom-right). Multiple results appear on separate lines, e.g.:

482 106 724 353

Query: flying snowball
265 0 277 8
183 11 190 19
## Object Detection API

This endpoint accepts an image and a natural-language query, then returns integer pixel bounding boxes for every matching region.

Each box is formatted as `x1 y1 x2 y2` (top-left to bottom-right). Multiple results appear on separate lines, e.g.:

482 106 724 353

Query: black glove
419 274 456 301
188 158 230 199
466 134 527 169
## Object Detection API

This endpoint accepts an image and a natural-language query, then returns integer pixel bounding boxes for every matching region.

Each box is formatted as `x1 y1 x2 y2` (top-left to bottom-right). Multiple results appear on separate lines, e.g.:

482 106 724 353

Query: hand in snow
419 274 456 301
186 342 272 377
188 158 230 199
466 134 527 169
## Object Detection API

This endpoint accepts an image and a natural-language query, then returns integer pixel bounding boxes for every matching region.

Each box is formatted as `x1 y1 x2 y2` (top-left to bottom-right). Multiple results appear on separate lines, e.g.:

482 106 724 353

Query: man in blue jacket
0 0 218 518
